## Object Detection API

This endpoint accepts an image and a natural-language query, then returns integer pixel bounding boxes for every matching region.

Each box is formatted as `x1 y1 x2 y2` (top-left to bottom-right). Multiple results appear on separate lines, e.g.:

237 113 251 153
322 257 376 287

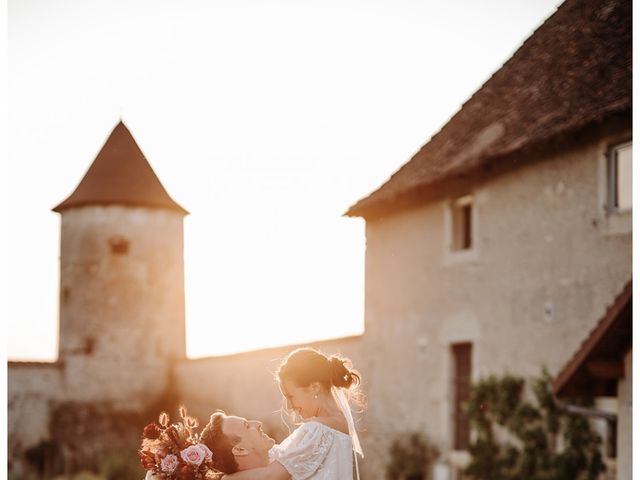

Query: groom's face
222 415 275 458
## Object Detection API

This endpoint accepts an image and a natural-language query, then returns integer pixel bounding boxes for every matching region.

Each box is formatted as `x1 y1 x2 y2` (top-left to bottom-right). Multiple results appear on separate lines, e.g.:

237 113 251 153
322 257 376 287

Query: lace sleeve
269 423 335 480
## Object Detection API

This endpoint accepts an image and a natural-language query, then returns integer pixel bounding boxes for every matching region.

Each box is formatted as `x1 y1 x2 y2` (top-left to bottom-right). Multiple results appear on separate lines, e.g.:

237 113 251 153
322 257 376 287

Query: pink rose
196 443 213 462
180 445 206 466
161 454 179 473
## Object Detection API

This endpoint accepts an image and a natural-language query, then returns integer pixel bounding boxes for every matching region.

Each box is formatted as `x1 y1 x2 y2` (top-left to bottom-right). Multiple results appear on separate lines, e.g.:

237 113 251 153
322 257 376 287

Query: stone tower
53 121 188 410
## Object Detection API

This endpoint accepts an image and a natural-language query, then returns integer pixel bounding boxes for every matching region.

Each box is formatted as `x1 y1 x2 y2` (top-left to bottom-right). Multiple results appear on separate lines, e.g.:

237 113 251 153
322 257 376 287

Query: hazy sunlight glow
8 0 563 359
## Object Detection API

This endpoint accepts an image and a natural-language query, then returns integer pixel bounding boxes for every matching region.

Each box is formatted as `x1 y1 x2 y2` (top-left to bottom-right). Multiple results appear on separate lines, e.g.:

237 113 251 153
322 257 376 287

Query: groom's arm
222 461 290 480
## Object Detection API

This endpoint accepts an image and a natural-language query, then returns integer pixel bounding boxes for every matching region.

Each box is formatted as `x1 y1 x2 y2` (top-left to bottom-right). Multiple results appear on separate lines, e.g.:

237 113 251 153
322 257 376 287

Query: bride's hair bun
277 347 361 390
329 355 361 389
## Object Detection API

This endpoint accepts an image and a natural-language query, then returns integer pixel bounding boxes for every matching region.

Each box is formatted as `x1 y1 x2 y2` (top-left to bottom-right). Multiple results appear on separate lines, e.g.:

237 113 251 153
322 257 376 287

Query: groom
200 411 277 474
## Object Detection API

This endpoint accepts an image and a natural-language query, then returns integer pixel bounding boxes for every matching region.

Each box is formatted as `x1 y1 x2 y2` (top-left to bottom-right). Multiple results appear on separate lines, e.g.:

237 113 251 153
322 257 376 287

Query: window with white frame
451 195 473 251
608 141 632 212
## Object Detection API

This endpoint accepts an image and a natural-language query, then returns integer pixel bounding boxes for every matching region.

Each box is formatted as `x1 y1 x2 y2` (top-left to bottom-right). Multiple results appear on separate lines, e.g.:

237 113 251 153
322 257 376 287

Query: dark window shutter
452 343 472 450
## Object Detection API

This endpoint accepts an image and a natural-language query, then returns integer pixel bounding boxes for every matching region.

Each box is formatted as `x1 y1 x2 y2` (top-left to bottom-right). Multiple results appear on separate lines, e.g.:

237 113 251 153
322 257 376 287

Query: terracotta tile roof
346 0 631 219
53 122 188 215
553 281 632 398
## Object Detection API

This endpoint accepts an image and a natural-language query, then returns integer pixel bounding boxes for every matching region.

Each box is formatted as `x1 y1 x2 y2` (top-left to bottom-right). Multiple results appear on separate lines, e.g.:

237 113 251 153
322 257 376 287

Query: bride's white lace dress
269 421 355 480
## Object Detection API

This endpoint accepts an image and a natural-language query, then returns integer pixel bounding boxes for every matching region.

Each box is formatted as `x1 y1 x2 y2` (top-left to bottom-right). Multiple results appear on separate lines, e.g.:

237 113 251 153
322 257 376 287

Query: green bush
386 431 439 480
464 370 605 480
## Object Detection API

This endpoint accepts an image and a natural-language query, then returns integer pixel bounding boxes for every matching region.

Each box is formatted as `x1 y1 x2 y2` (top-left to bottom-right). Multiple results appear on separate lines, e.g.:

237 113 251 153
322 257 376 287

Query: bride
204 347 365 480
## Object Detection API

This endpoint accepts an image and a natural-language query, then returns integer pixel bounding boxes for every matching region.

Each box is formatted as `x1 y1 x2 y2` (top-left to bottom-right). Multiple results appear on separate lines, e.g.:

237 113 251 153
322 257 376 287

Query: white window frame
607 140 632 213
597 137 632 236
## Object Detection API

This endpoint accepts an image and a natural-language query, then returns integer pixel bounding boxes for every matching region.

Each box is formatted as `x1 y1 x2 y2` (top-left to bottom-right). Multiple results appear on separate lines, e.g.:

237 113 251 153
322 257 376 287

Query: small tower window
84 337 95 355
61 287 71 304
451 195 473 251
108 235 130 255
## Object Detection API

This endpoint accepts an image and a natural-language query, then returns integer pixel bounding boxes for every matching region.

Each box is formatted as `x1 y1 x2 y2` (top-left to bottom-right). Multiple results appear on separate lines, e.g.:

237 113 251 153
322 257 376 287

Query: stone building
8 0 632 478
9 122 189 476
343 0 632 477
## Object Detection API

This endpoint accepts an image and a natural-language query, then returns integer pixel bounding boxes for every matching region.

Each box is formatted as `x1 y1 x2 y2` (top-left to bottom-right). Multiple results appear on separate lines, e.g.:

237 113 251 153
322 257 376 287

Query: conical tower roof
53 122 188 214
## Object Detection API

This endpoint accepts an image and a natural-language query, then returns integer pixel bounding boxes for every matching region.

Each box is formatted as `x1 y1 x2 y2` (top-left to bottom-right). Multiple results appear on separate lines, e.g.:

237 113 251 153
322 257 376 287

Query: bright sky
7 0 563 360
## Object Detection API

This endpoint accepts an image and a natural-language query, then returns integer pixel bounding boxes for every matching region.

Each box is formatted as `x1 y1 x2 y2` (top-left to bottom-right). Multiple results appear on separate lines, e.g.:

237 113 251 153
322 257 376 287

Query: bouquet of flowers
139 407 222 480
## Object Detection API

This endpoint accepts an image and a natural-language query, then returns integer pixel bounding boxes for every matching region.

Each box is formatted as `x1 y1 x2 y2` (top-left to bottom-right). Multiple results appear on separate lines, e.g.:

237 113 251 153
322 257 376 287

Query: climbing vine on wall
386 431 439 480
464 370 605 480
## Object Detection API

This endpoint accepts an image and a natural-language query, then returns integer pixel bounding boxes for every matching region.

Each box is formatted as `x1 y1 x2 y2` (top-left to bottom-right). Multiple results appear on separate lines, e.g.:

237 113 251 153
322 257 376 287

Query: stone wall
8 362 64 475
8 358 176 478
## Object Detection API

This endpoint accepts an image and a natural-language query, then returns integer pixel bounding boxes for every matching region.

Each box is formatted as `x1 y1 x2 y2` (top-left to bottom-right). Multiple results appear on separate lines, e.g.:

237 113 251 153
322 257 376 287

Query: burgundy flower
140 450 156 470
174 464 196 480
143 423 161 440
165 425 182 448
